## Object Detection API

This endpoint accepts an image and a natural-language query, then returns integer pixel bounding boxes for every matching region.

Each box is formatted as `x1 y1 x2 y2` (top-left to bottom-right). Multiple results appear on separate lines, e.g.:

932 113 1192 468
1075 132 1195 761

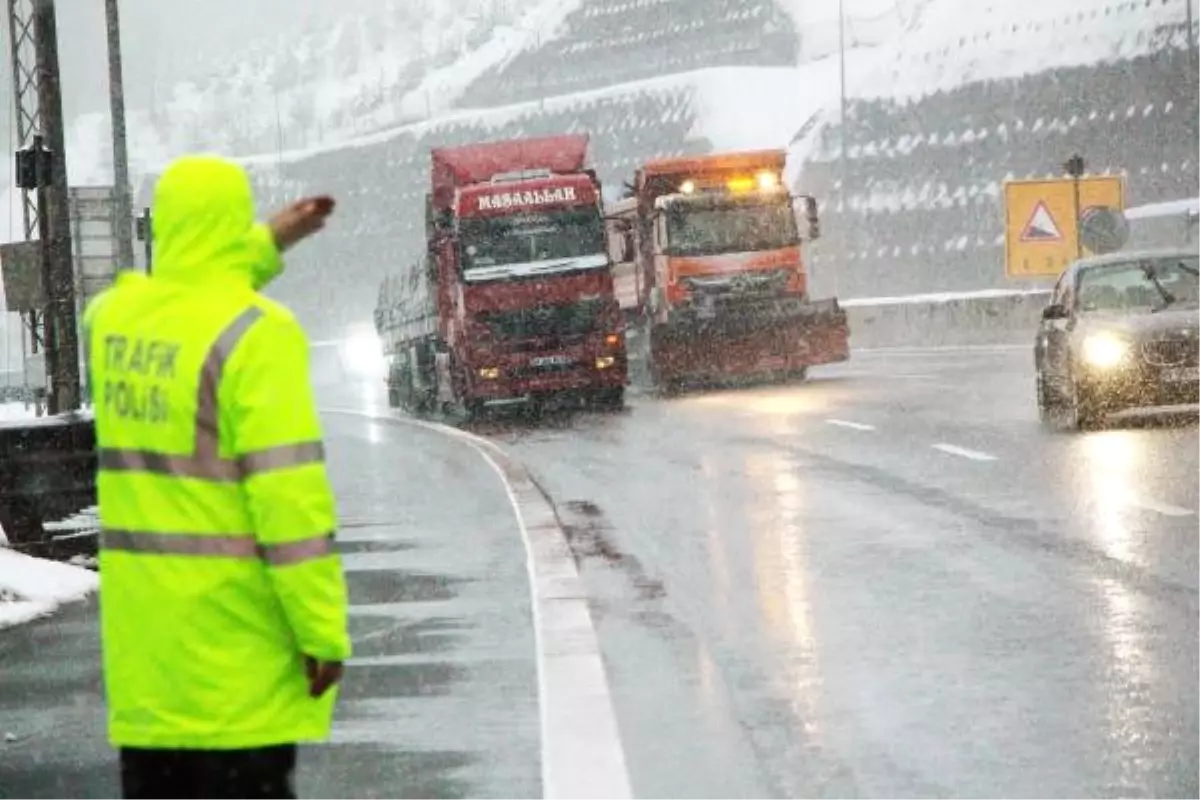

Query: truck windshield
459 207 606 271
666 200 798 257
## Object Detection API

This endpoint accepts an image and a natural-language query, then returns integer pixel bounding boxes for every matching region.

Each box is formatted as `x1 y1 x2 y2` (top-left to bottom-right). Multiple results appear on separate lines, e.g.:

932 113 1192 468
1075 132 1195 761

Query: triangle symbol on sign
1020 201 1063 242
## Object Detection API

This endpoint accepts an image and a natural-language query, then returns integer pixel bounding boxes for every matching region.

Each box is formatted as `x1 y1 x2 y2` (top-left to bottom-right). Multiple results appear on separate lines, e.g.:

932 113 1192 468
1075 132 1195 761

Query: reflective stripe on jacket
85 154 351 750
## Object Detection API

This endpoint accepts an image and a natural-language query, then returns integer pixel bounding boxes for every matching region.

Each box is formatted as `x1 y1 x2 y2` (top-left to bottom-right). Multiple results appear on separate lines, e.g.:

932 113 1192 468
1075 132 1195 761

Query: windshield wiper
1141 262 1177 312
1175 260 1198 277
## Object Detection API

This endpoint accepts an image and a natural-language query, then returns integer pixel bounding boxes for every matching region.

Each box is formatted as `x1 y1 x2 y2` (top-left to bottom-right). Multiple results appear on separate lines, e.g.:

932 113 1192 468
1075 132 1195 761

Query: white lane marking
326 407 632 800
1125 497 1195 517
931 443 998 462
825 418 877 431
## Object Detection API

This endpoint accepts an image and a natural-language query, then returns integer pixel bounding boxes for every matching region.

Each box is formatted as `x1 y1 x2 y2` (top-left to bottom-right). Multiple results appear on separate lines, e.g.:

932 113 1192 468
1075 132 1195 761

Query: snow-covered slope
396 0 589 120
848 0 1196 102
786 0 1197 180
16 0 1193 335
61 0 550 169
775 0 928 61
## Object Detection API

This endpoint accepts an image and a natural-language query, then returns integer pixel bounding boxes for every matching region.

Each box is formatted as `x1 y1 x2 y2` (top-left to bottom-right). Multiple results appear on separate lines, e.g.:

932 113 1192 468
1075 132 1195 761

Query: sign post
1003 174 1125 278
1064 154 1086 259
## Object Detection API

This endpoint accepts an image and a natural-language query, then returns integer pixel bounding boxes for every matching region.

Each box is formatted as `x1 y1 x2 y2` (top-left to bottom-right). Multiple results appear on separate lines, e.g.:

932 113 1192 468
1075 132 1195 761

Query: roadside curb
324 407 633 800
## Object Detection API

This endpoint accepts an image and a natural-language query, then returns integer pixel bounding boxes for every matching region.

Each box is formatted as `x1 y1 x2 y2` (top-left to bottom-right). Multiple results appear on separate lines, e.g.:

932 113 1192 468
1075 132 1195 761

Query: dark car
1034 248 1199 429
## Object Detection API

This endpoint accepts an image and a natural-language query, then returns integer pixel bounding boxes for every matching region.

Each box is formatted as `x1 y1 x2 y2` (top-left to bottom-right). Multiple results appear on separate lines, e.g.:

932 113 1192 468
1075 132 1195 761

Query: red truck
605 149 849 390
374 133 628 418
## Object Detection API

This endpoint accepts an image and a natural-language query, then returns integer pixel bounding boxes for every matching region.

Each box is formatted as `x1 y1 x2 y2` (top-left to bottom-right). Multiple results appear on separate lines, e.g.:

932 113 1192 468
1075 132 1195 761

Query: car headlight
1080 332 1130 368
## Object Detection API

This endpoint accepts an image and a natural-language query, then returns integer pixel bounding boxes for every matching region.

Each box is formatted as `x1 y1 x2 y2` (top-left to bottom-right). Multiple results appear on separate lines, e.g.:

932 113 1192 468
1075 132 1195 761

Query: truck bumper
653 298 850 384
469 363 628 406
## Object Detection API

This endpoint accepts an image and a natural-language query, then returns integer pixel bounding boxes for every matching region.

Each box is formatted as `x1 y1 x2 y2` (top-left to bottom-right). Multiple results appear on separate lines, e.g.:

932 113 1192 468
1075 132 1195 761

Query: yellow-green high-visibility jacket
84 154 352 750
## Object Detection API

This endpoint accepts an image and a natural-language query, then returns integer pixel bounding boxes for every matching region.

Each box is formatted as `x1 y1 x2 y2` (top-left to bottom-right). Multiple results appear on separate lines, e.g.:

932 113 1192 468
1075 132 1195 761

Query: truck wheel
463 399 485 422
593 387 625 411
782 367 808 383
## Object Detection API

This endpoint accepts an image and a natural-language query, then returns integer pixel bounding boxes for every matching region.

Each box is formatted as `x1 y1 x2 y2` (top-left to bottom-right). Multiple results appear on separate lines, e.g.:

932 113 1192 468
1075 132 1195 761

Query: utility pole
837 0 848 292
1188 0 1197 76
7 0 43 387
104 0 135 270
32 0 80 413
1185 0 1195 194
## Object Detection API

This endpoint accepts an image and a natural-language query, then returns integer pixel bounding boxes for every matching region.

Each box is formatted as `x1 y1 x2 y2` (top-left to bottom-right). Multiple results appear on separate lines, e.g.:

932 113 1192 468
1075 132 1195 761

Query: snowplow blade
651 297 849 386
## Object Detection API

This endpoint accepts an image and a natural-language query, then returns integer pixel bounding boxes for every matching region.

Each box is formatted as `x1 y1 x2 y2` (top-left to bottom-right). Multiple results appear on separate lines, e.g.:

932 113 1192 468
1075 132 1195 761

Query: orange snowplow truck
606 149 849 389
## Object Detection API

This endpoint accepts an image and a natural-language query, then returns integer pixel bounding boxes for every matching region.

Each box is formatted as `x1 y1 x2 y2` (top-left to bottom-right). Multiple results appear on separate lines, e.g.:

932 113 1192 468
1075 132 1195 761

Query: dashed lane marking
825 418 877 431
325 407 632 800
931 443 998 462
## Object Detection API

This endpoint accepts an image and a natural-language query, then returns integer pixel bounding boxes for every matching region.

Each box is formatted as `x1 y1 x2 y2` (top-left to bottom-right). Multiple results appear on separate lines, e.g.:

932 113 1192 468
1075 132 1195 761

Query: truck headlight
595 356 615 369
478 367 500 380
1081 333 1130 369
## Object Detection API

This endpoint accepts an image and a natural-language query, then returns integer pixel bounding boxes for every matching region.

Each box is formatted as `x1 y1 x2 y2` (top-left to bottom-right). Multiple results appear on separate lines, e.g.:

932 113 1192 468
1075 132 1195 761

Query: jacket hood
151 154 281 290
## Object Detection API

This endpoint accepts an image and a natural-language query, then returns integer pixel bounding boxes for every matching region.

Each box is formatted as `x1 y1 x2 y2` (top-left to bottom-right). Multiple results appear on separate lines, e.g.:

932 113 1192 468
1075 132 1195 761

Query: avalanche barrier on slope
843 288 1052 349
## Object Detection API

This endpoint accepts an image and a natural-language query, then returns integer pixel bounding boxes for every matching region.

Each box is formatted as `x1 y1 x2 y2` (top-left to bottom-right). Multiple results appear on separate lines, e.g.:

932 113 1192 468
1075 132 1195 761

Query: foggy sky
57 0 383 118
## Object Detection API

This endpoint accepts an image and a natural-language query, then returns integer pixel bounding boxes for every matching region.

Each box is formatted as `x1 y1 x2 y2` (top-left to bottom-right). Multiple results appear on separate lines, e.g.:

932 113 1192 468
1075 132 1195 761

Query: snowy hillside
2 0 1195 343
851 0 1197 101
57 0 918 190
61 0 547 170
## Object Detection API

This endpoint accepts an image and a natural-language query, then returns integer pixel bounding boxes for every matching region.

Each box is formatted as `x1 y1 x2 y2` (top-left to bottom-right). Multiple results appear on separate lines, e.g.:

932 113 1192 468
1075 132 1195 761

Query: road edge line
324 407 633 800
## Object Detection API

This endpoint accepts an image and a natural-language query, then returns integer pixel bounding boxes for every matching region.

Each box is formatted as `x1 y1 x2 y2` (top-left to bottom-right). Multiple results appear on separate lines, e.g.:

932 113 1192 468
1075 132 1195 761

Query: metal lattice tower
5 0 45 367
7 0 40 240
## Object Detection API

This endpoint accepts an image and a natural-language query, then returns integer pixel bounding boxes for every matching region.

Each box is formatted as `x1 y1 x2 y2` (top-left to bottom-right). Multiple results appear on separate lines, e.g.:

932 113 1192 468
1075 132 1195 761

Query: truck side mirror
795 195 820 241
653 213 669 253
621 231 634 262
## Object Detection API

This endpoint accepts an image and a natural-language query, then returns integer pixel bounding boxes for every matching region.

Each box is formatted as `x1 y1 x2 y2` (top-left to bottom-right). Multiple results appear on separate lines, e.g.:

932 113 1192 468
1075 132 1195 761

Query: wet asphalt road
2 345 1196 798
0 415 539 799
470 345 1199 798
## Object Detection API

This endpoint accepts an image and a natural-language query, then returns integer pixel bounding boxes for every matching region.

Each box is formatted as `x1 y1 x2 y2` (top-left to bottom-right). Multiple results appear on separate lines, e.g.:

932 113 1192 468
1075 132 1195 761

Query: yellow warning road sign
1004 176 1125 278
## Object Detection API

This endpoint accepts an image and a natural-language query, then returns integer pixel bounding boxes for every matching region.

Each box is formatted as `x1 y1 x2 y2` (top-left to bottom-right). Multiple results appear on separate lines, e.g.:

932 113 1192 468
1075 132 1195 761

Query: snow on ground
0 401 36 422
0 542 98 630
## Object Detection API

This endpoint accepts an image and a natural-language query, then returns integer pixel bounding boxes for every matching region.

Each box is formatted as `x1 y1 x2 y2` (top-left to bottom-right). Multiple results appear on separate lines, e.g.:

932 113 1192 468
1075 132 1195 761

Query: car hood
1077 307 1200 339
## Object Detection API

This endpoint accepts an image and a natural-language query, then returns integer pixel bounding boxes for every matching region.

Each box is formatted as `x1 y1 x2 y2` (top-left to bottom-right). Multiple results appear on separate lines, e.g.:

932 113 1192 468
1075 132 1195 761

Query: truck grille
1142 336 1199 367
478 300 603 342
684 269 790 300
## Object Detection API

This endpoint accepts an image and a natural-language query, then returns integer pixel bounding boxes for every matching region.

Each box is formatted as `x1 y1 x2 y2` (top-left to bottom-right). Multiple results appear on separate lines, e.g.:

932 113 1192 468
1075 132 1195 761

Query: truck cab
606 149 848 389
381 134 628 418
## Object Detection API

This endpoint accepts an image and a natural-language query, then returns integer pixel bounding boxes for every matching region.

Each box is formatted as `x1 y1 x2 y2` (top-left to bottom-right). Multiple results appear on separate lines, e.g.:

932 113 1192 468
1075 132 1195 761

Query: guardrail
0 410 98 559
843 288 1052 349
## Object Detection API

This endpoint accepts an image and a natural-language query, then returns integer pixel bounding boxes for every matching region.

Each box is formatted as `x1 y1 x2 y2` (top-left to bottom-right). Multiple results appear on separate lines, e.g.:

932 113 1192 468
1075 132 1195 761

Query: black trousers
119 744 297 799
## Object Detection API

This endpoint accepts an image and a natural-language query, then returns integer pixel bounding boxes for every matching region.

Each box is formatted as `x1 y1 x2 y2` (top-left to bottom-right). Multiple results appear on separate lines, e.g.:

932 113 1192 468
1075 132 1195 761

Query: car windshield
459 207 606 271
665 199 798 257
1075 255 1200 313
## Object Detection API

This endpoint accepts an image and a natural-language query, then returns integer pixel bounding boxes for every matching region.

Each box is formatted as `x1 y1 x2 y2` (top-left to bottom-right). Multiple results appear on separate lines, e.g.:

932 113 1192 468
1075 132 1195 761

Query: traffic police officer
83 154 351 799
